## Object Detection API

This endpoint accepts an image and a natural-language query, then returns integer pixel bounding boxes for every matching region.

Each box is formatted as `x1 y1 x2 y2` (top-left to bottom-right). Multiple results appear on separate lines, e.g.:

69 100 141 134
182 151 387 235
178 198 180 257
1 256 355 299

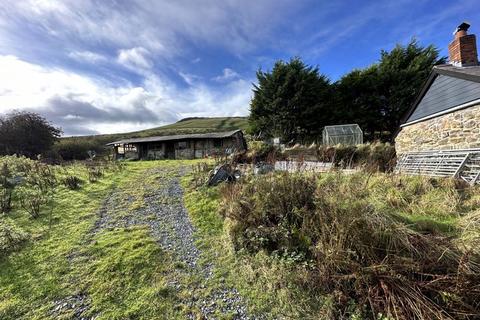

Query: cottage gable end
404 73 480 125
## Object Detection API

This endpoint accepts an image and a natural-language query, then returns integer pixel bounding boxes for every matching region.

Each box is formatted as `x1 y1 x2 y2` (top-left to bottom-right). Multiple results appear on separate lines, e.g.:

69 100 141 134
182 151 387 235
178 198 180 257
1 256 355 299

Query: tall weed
221 172 480 319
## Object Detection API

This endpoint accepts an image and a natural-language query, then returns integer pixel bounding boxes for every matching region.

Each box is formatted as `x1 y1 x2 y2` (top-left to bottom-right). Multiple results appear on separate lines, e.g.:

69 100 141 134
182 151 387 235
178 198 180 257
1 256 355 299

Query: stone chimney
448 22 478 67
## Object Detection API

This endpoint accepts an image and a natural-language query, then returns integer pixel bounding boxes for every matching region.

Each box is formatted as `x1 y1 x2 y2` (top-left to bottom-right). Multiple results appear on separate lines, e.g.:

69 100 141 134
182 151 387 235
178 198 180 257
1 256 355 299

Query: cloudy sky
0 0 479 136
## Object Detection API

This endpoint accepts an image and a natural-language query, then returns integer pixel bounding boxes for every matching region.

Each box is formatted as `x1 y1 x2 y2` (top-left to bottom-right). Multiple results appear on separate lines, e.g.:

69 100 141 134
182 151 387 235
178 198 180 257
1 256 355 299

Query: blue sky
0 0 479 135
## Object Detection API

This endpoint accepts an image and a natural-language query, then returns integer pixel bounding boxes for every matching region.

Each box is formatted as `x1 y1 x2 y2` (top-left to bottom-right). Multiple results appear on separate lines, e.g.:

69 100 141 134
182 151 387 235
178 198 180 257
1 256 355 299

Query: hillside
72 116 247 143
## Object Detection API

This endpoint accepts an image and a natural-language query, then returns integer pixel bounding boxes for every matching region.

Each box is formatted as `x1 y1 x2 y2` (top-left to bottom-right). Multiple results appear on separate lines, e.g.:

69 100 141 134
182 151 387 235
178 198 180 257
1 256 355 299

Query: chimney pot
449 22 478 67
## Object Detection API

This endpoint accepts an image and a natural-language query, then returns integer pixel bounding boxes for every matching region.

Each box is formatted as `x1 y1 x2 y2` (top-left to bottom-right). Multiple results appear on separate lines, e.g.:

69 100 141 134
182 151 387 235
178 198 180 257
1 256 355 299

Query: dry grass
220 171 480 319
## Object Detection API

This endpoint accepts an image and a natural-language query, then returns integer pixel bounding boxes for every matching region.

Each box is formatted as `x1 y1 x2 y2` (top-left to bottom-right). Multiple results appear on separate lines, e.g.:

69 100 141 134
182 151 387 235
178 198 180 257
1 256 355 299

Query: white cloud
213 68 240 82
0 55 251 136
68 51 107 63
117 47 153 71
1 0 302 58
178 71 201 86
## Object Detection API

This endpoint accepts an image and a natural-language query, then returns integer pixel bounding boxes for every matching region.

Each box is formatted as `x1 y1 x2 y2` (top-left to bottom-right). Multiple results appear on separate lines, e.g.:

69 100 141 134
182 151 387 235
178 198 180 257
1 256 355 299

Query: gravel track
84 165 255 319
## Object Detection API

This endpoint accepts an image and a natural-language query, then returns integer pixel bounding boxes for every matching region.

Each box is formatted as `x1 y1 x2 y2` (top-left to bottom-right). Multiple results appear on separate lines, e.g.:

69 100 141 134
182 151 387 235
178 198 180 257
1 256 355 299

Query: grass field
2 159 479 319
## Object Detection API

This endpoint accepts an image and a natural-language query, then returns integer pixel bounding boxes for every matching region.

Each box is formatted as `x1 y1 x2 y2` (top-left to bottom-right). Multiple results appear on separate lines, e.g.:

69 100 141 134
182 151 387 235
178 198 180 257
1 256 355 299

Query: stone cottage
396 22 480 154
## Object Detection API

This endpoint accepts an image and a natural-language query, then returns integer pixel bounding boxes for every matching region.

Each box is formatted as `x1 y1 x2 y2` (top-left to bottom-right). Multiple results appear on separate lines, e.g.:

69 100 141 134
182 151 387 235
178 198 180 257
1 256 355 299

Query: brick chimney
448 22 478 67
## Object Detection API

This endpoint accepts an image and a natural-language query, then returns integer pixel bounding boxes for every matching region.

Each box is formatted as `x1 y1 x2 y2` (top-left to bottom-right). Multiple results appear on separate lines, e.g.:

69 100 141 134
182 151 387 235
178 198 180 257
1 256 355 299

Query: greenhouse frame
322 124 363 145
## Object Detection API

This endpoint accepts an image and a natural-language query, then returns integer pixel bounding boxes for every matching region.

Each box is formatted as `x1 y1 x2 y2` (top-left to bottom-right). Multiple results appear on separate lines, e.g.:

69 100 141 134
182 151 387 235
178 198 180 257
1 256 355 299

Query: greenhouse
322 124 363 145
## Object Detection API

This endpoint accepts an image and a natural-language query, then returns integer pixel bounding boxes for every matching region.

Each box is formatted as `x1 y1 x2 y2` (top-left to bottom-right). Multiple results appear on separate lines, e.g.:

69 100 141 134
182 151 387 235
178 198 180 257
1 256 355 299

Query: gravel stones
90 165 256 319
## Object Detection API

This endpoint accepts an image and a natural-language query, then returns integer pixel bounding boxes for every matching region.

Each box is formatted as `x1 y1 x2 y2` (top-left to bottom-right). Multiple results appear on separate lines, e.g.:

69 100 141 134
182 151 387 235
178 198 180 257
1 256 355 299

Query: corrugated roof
106 129 242 146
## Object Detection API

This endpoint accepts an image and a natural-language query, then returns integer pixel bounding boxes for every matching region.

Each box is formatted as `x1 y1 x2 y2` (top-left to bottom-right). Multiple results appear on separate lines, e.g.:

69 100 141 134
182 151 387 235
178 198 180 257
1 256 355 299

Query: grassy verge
0 161 185 319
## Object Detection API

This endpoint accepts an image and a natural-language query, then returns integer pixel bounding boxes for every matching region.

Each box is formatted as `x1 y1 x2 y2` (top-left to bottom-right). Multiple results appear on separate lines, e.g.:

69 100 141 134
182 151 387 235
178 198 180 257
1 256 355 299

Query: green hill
55 117 249 159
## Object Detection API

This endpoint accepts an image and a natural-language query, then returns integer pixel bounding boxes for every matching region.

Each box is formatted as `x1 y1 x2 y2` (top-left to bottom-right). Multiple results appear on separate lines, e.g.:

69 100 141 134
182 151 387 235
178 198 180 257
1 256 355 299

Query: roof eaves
106 129 242 146
434 65 480 83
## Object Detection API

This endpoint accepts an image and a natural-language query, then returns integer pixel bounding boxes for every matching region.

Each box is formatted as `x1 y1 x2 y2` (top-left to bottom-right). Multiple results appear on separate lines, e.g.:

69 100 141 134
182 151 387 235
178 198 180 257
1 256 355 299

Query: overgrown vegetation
3 157 479 319
219 172 480 319
285 142 397 171
240 141 396 172
0 156 124 257
182 164 480 319
52 138 105 161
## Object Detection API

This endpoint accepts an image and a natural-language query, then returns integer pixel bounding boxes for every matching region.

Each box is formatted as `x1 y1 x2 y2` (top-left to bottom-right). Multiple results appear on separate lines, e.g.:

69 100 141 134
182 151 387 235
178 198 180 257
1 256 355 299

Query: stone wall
396 104 480 154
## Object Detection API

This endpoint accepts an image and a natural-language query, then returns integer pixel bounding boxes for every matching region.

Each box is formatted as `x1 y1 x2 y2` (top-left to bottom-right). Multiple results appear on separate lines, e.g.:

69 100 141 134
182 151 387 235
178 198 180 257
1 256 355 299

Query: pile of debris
207 164 242 186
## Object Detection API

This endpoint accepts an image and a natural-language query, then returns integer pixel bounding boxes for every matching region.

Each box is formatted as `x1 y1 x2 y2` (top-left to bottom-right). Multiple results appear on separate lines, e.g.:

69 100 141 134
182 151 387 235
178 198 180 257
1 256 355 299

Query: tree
335 39 445 141
0 111 62 158
249 57 332 143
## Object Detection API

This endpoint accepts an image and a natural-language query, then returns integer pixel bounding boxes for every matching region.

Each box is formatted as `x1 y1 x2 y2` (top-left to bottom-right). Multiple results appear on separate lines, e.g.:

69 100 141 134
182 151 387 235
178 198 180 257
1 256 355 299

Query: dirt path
90 165 254 319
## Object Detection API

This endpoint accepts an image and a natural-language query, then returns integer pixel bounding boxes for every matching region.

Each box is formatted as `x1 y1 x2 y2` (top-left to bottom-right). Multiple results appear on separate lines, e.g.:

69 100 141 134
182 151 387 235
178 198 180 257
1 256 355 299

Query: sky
0 0 479 136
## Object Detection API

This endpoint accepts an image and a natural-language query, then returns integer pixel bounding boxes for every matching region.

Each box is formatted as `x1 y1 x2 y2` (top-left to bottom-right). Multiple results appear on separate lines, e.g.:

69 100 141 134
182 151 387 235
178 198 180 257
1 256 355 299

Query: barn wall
126 133 247 160
396 104 480 153
145 143 166 160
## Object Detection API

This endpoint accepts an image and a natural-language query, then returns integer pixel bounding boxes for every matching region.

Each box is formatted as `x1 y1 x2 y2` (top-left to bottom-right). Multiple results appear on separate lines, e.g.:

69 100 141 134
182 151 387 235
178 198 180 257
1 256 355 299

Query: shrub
221 173 316 253
16 162 56 218
53 138 105 161
316 142 396 171
62 175 83 190
221 172 480 319
0 163 15 213
235 140 282 163
87 166 103 183
0 218 28 256
191 162 213 187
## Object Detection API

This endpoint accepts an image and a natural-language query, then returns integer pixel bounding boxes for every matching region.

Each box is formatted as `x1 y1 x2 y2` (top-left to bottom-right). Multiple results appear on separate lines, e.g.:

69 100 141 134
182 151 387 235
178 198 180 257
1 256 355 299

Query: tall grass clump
221 172 480 319
316 142 396 171
0 218 28 257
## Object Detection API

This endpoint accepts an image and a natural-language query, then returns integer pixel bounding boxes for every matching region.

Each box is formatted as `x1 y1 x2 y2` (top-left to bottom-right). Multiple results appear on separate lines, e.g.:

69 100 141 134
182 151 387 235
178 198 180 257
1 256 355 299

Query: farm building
107 130 247 160
396 22 480 154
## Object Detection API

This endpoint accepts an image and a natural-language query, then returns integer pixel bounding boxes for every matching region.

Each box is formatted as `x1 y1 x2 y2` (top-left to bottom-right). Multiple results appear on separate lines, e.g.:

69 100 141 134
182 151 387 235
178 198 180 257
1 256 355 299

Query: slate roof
107 130 242 146
400 64 480 127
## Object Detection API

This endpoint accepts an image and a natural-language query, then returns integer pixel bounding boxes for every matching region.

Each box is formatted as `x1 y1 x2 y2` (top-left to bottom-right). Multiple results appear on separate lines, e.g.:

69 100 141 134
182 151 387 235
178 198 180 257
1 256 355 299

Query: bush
221 173 316 253
234 140 282 163
62 175 83 190
52 138 105 161
221 172 480 319
316 142 396 171
0 156 58 218
0 163 15 213
0 219 28 256
87 165 103 183
16 162 56 218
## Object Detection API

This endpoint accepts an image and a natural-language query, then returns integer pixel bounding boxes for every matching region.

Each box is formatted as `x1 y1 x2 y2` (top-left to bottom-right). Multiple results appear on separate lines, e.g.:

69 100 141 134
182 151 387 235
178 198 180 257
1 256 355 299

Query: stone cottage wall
396 104 480 154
